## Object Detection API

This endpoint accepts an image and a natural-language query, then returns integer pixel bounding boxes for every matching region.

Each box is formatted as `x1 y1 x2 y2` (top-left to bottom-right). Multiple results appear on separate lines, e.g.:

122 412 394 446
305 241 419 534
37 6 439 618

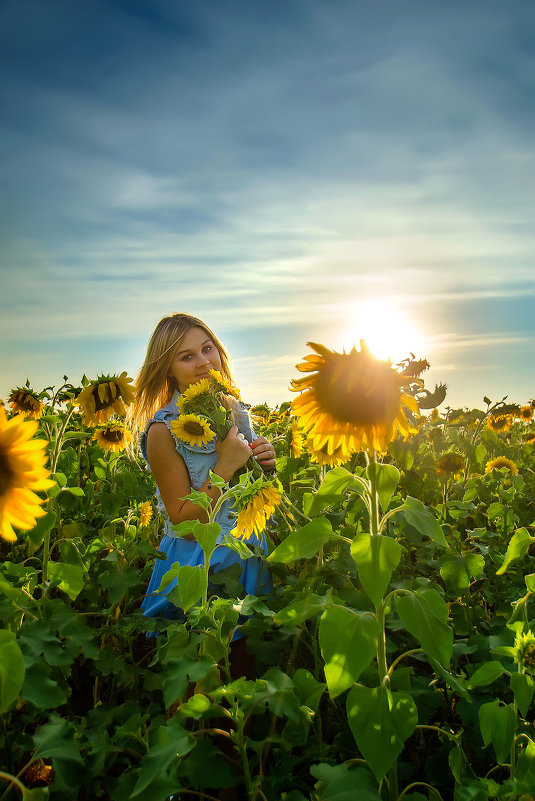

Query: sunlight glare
339 299 427 364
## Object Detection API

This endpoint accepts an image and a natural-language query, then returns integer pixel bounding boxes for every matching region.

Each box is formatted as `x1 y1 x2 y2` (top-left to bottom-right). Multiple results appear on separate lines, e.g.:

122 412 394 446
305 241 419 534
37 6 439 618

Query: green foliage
2 384 535 799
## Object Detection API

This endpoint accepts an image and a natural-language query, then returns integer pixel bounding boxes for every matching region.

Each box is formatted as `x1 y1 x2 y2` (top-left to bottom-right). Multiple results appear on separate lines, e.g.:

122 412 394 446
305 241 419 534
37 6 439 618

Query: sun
338 299 427 364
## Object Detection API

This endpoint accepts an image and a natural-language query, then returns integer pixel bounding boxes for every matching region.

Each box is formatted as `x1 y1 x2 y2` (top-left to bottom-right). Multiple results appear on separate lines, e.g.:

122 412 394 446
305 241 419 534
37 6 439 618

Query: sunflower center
92 384 113 411
183 420 206 436
314 352 400 426
102 429 124 443
0 444 14 496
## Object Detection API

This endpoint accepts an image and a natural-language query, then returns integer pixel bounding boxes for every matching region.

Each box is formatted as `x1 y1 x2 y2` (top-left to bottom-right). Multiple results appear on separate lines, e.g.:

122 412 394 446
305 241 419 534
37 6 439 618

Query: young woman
130 313 275 658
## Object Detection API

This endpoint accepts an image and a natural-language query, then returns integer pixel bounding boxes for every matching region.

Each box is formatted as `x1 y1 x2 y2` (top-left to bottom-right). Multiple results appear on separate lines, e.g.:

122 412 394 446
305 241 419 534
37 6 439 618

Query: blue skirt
142 533 271 636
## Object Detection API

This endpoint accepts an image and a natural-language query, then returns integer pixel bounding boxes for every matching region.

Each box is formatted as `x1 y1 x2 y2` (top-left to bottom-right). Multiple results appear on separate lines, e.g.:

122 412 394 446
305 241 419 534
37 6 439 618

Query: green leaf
62 486 85 497
48 561 84 601
510 672 534 718
168 564 207 613
131 723 194 797
26 510 57 548
479 700 517 763
428 657 471 702
366 461 400 513
292 669 326 713
466 661 506 689
346 684 418 781
163 654 216 708
274 593 330 626
395 496 448 548
0 630 25 713
514 735 535 786
192 521 221 556
305 467 368 517
440 552 485 594
496 528 533 575
219 534 253 559
396 589 453 666
350 533 401 607
180 489 212 513
525 573 535 593
33 715 84 764
22 661 67 708
319 607 380 697
268 517 335 563
310 763 381 801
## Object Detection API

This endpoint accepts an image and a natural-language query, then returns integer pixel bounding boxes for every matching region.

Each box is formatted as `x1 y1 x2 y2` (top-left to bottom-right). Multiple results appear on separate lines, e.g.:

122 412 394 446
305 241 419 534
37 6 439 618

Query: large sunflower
176 378 212 413
75 372 135 425
485 456 518 475
519 405 534 422
231 481 282 541
8 387 44 420
170 414 215 447
92 423 132 453
487 414 512 433
436 452 465 477
0 407 55 542
290 341 419 456
209 369 241 400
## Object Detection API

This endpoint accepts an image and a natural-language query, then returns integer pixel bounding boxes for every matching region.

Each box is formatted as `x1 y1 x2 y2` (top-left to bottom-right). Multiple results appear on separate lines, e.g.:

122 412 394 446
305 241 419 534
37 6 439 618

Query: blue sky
1 0 534 411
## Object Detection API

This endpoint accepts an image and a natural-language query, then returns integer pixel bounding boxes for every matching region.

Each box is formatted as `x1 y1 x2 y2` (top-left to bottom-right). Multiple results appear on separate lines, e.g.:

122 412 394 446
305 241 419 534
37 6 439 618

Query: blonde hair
128 313 237 436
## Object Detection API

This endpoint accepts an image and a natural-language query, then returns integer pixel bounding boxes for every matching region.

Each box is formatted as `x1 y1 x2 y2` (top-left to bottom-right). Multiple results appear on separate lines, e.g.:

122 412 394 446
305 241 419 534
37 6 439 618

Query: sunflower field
1 353 535 801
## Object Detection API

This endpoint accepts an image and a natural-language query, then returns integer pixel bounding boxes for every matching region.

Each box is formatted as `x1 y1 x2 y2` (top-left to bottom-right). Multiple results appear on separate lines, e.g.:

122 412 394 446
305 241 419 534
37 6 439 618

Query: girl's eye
203 345 212 353
182 354 192 361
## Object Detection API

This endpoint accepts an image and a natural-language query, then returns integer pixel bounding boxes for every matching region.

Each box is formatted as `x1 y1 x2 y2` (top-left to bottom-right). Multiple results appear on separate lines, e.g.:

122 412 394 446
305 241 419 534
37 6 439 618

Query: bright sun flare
339 299 428 364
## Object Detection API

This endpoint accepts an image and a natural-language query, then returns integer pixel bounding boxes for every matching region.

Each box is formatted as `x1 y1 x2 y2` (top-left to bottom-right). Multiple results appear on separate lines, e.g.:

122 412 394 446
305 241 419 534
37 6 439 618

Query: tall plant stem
367 449 398 801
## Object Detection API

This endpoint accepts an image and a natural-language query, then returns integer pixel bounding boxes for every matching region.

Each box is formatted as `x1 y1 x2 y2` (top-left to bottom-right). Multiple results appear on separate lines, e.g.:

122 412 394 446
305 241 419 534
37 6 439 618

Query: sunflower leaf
267 517 335 563
319 607 380 697
366 462 400 513
496 528 534 575
346 684 418 782
394 496 448 548
396 589 453 666
0 630 25 713
350 533 401 607
305 467 368 517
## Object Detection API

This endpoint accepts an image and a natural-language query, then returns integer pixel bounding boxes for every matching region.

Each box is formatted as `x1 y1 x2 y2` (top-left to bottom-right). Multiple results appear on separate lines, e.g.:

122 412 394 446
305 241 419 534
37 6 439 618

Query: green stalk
368 449 397 801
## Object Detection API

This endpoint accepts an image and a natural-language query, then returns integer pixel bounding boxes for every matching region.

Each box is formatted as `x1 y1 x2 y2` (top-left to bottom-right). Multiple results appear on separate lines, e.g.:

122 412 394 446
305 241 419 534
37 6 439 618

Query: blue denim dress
140 389 271 628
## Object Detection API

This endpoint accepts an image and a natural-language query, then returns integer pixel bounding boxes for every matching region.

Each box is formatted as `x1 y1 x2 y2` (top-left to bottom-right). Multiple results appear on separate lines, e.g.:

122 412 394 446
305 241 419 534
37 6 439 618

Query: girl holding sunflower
130 313 275 670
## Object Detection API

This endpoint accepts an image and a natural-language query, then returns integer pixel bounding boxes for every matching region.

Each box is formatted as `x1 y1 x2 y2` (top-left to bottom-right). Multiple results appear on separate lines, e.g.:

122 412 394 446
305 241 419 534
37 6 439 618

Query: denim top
140 390 256 541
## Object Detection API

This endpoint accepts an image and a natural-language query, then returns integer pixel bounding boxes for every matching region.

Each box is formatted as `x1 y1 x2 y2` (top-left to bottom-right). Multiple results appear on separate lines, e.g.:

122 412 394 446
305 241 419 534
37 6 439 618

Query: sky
1 0 534 412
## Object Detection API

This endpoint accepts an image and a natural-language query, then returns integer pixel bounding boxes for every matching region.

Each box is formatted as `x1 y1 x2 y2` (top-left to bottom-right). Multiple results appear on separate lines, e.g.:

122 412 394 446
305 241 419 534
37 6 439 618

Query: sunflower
8 387 44 420
523 433 535 445
138 500 153 528
250 404 270 426
231 481 282 541
485 456 519 475
290 341 419 456
289 420 306 458
487 414 512 433
170 414 215 447
92 423 132 453
0 407 55 542
430 408 440 422
309 441 351 468
427 428 443 442
436 452 465 478
176 378 212 413
209 369 240 400
519 405 534 422
513 630 535 673
75 372 135 425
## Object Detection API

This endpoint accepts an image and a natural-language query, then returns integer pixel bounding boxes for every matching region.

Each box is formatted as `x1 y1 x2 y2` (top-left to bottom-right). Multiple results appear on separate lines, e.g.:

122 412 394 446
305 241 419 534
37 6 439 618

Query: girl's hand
215 425 253 480
249 436 277 472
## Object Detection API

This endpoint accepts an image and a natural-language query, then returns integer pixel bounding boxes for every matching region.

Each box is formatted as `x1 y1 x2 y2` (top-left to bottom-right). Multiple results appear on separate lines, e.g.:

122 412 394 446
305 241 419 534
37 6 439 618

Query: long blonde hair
128 312 237 434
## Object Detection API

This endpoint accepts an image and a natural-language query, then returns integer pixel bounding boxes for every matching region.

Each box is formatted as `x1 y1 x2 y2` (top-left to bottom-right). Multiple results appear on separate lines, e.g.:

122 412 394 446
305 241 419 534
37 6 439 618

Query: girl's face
168 326 222 392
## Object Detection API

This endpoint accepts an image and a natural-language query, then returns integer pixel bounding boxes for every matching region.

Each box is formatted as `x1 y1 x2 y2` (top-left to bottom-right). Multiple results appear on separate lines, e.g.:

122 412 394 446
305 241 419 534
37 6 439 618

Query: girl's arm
146 422 251 534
